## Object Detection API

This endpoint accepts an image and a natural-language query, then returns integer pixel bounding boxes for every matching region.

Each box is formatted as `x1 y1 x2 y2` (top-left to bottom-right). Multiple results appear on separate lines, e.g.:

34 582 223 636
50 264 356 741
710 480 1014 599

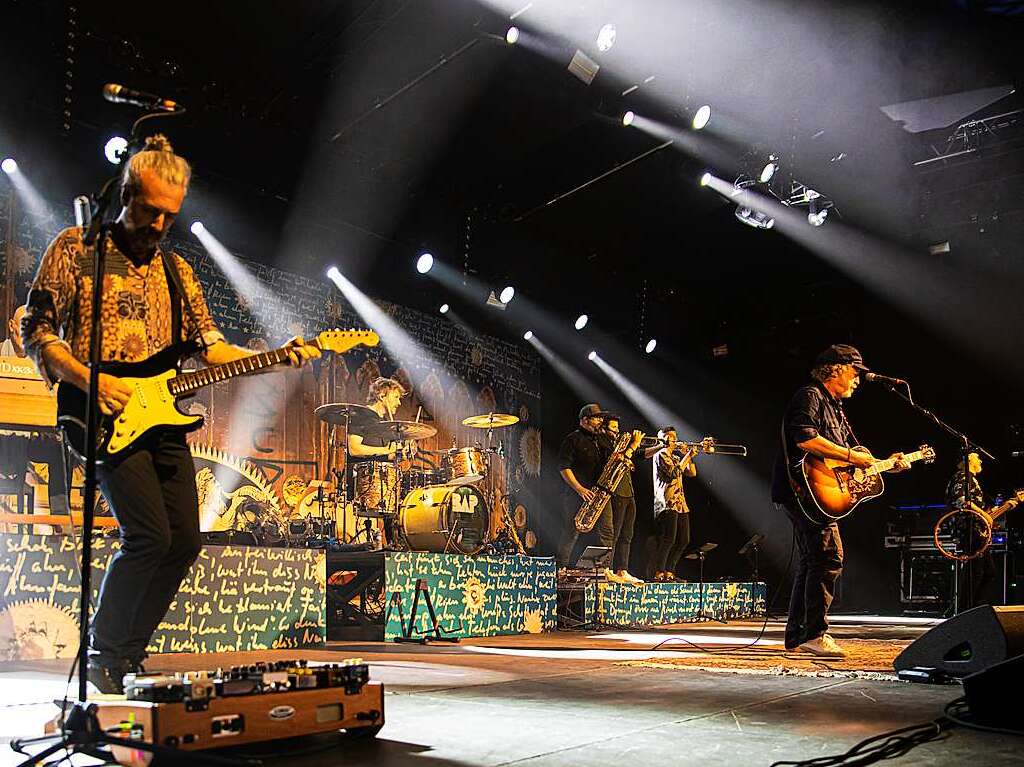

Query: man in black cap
771 344 908 657
556 404 616 573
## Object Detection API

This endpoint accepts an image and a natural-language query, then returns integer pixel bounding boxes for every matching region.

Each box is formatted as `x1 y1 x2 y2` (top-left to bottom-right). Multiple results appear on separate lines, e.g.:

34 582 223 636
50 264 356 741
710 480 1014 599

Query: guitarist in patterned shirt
22 135 321 693
770 344 909 657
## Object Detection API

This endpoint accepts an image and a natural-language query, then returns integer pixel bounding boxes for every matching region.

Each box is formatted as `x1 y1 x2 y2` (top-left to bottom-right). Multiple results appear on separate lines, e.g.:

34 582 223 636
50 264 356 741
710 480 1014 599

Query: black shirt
558 428 606 494
771 382 856 505
347 407 392 463
945 470 984 511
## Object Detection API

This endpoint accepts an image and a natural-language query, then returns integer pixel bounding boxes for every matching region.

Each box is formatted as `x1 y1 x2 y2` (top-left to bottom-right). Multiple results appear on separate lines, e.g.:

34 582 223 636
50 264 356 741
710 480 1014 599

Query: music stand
571 546 612 630
684 542 722 623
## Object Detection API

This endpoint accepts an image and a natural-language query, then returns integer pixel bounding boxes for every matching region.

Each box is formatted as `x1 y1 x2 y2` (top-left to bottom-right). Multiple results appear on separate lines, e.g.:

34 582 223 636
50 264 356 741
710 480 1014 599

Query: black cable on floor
769 716 952 767
943 696 1024 737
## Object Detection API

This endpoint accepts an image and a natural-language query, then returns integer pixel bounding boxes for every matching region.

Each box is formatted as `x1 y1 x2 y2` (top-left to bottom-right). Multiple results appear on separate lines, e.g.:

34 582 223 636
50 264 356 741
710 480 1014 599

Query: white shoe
603 568 626 584
618 570 644 585
798 633 847 658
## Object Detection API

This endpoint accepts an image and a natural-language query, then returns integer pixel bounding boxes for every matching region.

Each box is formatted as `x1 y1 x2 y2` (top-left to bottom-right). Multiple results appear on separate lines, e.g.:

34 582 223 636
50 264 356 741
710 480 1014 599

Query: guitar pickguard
832 465 882 502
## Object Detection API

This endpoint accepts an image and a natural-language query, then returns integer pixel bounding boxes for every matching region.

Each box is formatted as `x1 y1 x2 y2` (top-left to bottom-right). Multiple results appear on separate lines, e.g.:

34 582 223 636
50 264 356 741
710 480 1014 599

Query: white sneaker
618 570 644 585
603 568 626 584
798 633 847 658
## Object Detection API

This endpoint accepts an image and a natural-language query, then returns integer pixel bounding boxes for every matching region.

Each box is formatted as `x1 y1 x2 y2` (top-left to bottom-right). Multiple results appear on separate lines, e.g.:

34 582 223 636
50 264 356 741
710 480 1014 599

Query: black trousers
652 511 690 576
609 494 636 572
92 433 201 665
780 501 843 649
557 494 613 568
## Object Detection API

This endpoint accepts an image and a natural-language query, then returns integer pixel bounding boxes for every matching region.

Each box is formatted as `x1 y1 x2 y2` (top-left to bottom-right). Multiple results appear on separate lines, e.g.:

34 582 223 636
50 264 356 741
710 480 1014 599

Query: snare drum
445 447 488 485
353 460 400 514
399 483 490 554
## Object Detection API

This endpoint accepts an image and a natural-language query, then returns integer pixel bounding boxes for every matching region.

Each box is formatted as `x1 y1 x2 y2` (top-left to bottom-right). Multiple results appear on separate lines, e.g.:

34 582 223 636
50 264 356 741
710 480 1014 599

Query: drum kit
282 403 523 554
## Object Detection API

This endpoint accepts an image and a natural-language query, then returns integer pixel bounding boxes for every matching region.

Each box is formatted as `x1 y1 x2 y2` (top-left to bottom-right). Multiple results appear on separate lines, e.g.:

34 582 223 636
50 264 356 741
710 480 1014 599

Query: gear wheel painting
0 599 80 661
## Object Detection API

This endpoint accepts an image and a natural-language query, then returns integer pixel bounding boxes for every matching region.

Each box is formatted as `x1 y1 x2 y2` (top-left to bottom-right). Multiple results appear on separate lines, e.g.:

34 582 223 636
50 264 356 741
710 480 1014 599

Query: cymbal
462 412 520 429
378 420 438 440
315 402 375 424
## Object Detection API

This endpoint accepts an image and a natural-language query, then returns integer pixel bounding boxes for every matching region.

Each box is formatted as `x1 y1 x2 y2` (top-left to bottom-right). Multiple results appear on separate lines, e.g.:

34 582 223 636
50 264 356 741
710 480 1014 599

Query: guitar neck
168 340 321 396
990 494 1022 523
864 449 926 476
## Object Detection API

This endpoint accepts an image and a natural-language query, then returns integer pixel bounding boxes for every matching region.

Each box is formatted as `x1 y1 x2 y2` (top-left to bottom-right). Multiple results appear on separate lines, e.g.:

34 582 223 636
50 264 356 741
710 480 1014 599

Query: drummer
347 376 417 462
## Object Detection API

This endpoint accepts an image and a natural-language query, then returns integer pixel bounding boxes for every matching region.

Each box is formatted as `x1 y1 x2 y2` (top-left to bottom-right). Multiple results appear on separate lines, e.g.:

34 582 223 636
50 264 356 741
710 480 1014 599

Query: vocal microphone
864 372 907 386
103 83 181 112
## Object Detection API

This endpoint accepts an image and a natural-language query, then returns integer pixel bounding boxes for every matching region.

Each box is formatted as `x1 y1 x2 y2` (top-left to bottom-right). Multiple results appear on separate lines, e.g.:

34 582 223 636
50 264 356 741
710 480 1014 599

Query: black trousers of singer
780 501 843 649
651 511 690 577
92 433 202 665
557 494 613 568
609 494 636 572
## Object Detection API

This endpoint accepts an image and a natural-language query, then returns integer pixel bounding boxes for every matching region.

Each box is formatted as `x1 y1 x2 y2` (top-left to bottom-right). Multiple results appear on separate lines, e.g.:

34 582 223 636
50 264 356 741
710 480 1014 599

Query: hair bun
143 133 174 153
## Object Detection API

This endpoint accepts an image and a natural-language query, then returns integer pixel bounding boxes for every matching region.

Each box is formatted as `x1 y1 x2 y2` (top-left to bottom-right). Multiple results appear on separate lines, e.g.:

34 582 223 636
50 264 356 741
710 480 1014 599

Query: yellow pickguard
106 369 202 455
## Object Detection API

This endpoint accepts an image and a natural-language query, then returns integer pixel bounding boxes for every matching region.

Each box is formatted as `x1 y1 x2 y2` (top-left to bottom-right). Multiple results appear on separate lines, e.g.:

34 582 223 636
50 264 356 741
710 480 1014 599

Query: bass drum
399 483 489 554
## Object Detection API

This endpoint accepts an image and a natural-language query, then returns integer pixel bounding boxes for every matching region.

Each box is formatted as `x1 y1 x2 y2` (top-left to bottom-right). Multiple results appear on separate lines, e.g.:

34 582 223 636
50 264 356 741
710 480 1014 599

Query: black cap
578 403 609 420
815 343 868 371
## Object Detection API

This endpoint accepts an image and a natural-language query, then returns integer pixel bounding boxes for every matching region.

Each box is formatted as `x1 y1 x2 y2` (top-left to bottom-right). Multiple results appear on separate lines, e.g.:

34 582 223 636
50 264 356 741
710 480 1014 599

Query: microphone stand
873 380 995 616
10 109 238 767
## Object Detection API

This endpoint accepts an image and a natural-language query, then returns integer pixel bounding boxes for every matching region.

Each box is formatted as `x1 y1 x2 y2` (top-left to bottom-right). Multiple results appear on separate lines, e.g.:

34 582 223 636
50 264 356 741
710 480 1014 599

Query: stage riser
562 582 767 627
0 533 326 661
327 551 558 641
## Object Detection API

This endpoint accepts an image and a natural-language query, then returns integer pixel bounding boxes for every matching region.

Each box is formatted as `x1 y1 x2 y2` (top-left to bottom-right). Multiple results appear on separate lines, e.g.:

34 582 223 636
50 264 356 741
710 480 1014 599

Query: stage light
326 266 341 280
645 339 657 354
596 23 617 53
622 110 635 127
505 26 520 45
1 158 17 175
587 351 598 362
500 286 515 304
735 206 775 229
574 314 589 330
523 330 534 341
692 105 711 130
759 156 778 184
104 136 128 165
415 252 434 274
190 221 205 235
439 303 450 314
808 209 829 227
699 172 712 187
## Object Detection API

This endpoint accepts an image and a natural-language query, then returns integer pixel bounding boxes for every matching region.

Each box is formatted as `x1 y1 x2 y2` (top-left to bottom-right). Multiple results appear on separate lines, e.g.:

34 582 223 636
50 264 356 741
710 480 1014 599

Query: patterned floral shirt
23 226 224 385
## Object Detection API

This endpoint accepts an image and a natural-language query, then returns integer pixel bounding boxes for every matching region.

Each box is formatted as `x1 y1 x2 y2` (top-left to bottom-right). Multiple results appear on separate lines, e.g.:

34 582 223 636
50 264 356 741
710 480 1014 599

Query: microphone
864 372 907 386
103 83 181 112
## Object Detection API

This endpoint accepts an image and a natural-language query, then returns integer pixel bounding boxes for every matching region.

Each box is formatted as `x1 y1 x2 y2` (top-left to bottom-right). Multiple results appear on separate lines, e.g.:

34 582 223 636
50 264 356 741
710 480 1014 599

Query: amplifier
97 682 384 765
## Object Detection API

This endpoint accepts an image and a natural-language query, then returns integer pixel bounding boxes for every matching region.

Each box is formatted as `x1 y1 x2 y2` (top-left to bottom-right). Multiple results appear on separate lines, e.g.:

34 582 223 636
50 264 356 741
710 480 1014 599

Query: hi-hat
684 542 718 559
462 413 520 429
379 420 438 440
315 402 375 424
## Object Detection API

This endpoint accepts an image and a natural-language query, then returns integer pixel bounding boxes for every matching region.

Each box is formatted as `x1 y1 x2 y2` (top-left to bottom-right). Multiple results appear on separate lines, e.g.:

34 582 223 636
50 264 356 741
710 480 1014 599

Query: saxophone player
557 404 613 573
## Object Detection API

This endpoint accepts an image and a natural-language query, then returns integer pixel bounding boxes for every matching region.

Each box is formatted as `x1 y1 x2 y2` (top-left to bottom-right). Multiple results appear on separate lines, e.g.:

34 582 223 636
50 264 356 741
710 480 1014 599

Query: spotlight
735 206 775 229
505 26 520 45
439 303 450 314
326 266 341 280
1 158 17 175
190 221 205 235
499 286 515 304
587 351 598 362
415 252 434 274
523 330 534 341
808 209 829 227
759 155 778 184
574 314 589 331
645 339 657 354
104 136 128 165
699 172 712 187
596 23 617 53
692 105 711 130
622 110 635 127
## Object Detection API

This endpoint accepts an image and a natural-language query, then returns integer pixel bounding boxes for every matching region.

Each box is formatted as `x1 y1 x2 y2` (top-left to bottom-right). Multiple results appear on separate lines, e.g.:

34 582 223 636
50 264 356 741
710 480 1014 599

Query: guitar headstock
315 328 380 354
918 444 937 464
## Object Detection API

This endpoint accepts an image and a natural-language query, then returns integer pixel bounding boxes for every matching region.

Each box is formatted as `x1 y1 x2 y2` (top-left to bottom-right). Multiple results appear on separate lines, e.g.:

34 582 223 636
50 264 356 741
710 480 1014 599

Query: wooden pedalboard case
92 681 384 757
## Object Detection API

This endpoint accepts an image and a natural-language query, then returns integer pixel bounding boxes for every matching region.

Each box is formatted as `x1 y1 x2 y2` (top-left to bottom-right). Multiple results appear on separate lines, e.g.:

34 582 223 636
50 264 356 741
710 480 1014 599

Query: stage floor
0 616 1015 766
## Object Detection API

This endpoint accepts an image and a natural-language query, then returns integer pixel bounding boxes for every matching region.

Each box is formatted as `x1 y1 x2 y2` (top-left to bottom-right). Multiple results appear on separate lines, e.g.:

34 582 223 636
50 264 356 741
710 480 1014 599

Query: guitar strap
161 251 207 354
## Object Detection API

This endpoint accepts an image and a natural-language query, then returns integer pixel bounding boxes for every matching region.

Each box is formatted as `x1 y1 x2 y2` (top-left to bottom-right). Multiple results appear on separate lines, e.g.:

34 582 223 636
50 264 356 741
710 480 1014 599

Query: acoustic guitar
796 444 936 524
58 329 378 460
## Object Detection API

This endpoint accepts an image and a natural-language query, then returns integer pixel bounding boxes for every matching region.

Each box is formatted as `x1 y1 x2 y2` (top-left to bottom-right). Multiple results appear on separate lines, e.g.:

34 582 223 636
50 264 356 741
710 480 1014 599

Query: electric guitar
58 329 379 460
795 444 936 524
